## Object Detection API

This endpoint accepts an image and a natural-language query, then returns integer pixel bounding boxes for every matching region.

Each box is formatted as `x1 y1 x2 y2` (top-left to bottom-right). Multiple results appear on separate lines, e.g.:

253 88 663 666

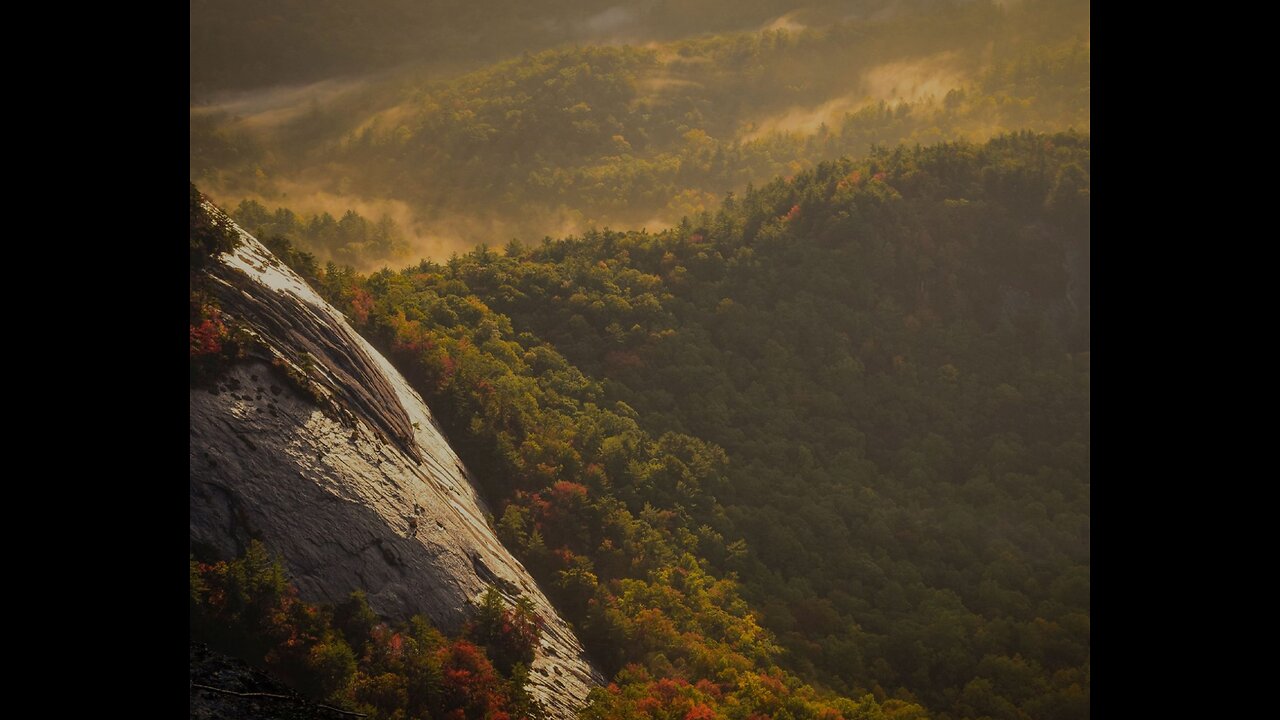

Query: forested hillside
192 0 1049 92
276 133 1091 720
192 0 1090 714
191 0 1089 265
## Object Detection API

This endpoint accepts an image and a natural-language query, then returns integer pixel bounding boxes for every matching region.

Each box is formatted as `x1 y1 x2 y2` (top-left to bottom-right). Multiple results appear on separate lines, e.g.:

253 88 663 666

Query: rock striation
190 207 602 717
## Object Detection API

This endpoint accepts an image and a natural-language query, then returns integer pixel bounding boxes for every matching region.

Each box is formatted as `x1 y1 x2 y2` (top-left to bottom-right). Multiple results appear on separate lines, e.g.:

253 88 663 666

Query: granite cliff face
190 207 602 717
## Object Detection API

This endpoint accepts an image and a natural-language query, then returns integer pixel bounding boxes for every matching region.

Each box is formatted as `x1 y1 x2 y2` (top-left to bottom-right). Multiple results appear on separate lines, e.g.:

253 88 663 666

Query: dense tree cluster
232 200 409 269
190 184 249 382
281 133 1089 720
306 261 882 718
190 183 241 271
467 588 544 676
191 542 546 719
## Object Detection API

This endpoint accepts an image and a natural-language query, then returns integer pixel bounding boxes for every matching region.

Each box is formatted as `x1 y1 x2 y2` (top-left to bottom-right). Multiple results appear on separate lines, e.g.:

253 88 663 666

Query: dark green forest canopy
292 133 1089 720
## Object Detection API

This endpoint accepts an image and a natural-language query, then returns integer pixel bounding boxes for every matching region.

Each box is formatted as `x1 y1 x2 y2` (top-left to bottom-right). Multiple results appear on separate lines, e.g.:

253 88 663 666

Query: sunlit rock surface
190 208 602 717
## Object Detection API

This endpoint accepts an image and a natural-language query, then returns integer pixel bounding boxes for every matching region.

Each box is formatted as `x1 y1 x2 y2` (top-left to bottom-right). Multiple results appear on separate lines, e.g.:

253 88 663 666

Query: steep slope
306 132 1089 719
189 206 602 718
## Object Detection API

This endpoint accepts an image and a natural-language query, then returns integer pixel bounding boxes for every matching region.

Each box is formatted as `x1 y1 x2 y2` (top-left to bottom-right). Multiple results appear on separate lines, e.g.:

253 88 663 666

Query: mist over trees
192 0 1018 92
192 0 1088 265
191 2 1090 718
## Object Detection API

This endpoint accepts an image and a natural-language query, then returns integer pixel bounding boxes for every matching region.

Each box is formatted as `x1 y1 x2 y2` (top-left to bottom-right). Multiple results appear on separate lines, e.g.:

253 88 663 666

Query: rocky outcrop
190 209 602 718
191 643 346 720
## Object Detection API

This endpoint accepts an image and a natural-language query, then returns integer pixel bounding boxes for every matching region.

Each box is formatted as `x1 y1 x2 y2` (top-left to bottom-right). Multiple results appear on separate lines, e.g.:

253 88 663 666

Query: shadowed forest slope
293 133 1090 720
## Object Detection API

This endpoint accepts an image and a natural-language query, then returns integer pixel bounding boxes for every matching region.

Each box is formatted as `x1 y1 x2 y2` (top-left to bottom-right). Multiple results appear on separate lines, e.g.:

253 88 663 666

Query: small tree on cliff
465 587 543 675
